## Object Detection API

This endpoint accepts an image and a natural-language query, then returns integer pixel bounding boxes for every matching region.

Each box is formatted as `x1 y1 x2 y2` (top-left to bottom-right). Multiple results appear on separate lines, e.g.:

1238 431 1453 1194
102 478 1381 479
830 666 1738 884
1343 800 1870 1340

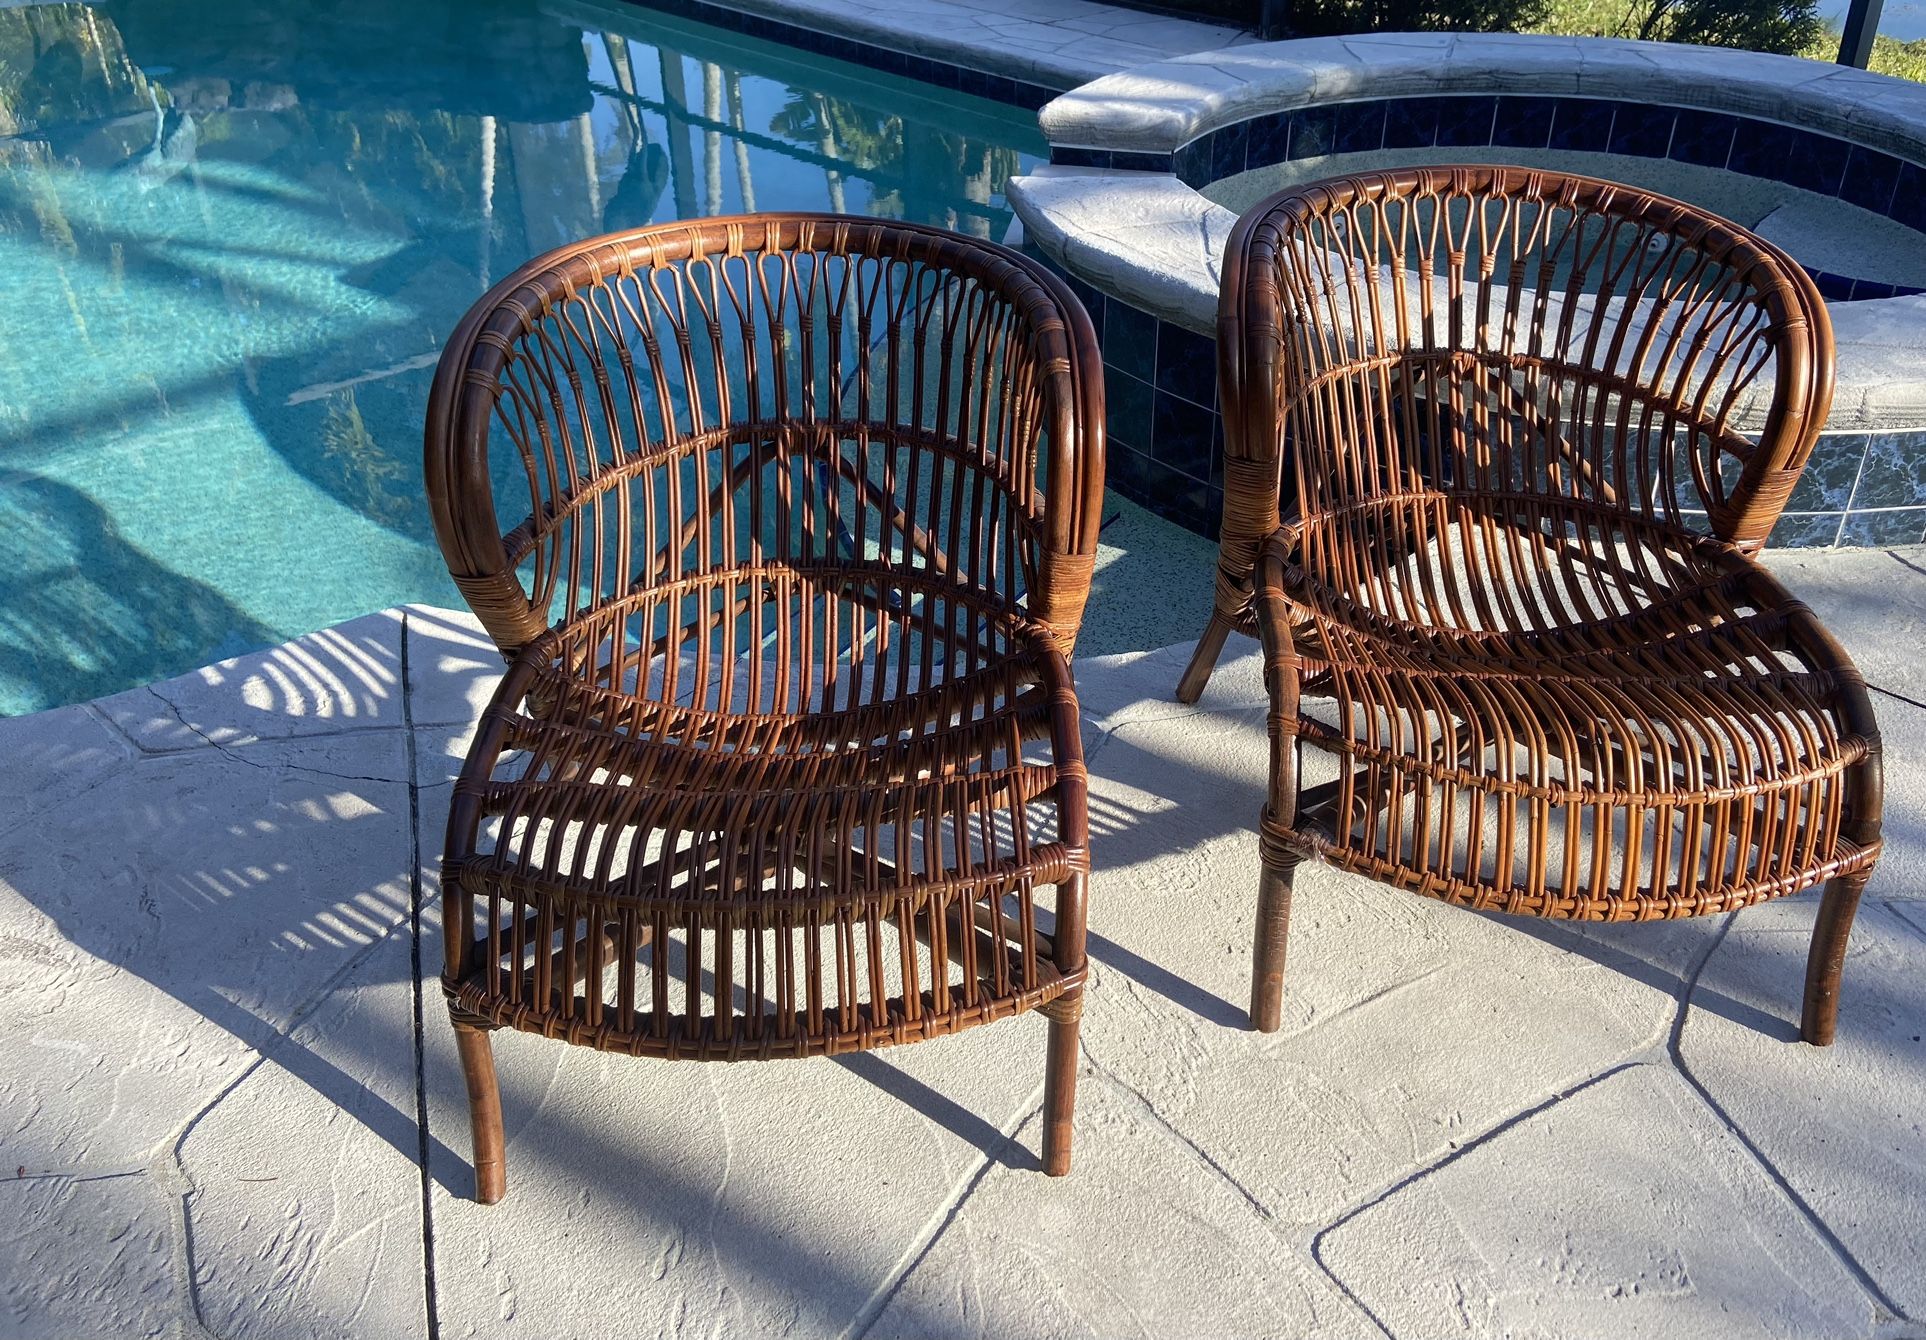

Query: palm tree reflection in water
0 0 1044 711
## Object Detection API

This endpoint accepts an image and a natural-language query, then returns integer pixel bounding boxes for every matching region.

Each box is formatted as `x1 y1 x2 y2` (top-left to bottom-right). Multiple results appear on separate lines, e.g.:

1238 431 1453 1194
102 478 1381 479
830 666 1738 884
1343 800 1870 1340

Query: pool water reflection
0 0 1045 712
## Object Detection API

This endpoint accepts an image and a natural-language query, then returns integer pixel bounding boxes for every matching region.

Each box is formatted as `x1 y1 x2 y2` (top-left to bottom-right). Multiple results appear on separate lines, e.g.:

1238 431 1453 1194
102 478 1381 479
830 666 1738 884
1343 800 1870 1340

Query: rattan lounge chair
1180 167 1882 1040
425 215 1105 1202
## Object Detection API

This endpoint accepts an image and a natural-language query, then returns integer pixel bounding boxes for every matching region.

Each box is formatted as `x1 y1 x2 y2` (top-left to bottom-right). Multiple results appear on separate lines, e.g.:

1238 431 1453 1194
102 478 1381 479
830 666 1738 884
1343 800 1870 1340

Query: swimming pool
0 0 1062 713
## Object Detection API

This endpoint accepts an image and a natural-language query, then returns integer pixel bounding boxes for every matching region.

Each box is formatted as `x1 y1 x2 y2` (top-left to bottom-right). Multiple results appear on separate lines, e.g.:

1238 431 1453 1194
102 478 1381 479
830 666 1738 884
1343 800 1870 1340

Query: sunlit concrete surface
2 546 1924 1339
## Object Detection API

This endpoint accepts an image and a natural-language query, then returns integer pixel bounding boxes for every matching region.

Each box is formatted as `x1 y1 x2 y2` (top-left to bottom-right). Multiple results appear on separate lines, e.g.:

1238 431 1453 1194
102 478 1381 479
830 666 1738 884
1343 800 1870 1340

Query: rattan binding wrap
1187 167 1882 1039
425 214 1105 1200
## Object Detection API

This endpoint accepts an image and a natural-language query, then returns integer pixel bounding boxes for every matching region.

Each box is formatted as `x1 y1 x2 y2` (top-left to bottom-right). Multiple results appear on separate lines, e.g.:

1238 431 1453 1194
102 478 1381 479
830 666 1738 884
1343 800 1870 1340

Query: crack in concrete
1257 962 1448 1050
1084 1050 1276 1223
841 1094 1044 1340
1308 1062 1644 1339
125 685 414 781
1294 921 1726 1339
1670 912 1908 1322
1867 682 1926 714
402 611 444 1340
4 1167 147 1185
0 706 138 849
1885 549 1926 583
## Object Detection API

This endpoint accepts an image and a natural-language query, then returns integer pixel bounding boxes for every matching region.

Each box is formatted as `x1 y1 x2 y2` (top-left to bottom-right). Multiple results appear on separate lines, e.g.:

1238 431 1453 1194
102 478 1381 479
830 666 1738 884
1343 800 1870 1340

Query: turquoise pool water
0 0 1049 714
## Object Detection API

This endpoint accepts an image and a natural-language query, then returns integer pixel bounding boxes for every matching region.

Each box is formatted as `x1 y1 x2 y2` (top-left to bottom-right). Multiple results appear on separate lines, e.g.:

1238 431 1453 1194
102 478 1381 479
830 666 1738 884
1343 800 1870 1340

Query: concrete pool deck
3 545 1924 1339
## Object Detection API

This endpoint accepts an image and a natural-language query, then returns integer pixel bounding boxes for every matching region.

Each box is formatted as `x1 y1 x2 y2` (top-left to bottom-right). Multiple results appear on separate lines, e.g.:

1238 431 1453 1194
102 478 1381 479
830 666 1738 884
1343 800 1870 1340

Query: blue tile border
614 0 1066 108
1101 93 1926 302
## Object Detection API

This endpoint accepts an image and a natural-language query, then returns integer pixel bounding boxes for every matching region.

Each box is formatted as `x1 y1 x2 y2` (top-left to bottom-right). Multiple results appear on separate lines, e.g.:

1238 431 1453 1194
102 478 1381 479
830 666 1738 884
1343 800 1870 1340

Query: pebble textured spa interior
1129 95 1926 304
1018 37 1926 547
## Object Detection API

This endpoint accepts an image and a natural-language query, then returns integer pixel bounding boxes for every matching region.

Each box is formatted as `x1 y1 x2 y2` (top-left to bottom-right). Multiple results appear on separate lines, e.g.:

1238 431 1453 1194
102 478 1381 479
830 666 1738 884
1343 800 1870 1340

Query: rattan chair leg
1801 870 1872 1046
1250 859 1296 1033
1040 988 1082 1176
453 1017 507 1204
1175 610 1235 704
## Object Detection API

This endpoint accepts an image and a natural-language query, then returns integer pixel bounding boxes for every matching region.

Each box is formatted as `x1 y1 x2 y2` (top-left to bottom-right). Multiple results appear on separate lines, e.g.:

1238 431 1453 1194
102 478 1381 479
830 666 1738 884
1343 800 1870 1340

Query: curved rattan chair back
426 214 1105 672
1218 166 1832 590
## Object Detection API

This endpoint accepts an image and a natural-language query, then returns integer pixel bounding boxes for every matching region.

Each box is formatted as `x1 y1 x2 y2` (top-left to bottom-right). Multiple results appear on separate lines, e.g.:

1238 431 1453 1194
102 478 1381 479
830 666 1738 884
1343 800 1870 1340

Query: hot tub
1009 34 1926 547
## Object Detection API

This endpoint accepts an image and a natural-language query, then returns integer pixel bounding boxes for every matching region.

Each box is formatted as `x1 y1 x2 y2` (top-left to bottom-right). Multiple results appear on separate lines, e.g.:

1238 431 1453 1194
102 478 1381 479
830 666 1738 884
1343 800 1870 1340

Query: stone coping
1010 36 1926 433
1039 32 1926 161
626 0 1251 91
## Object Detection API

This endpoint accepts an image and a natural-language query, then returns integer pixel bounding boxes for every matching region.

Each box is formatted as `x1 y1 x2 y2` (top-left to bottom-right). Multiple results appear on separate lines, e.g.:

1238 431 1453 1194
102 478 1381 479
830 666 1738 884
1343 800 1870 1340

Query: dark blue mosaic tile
1842 146 1905 215
1839 507 1926 546
1491 96 1556 150
1155 323 1216 408
1548 98 1615 152
1242 111 1291 169
1103 301 1157 385
1024 244 1064 277
1143 456 1213 530
1209 122 1249 182
1608 103 1674 158
1015 82 1058 110
1051 147 1111 169
1334 100 1387 154
1668 110 1737 170
1112 151 1174 173
1152 389 1216 475
1057 271 1106 333
1288 106 1338 161
1788 433 1867 513
1106 442 1153 497
1732 124 1847 196
1434 96 1498 148
1849 430 1926 508
1769 512 1844 548
1105 368 1155 453
1810 269 1858 302
983 74 1017 104
1383 97 1439 150
1890 163 1926 232
1175 139 1212 187
1786 129 1850 195
1848 279 1899 301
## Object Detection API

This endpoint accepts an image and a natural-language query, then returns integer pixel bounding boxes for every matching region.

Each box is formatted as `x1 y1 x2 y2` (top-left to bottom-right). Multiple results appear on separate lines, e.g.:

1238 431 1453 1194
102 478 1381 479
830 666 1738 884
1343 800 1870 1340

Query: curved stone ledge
1039 33 1926 163
1012 166 1231 334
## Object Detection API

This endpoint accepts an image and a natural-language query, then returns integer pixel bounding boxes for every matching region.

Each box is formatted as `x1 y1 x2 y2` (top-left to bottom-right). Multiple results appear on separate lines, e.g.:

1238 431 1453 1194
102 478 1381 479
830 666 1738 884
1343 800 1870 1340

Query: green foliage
1634 0 1824 53
1857 32 1926 81
1136 0 1858 64
1284 0 1550 35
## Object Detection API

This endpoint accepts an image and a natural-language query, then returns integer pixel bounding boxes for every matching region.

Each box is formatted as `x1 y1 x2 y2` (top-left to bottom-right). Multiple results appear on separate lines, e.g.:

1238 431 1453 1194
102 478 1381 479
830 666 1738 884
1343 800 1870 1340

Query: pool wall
1011 35 1926 548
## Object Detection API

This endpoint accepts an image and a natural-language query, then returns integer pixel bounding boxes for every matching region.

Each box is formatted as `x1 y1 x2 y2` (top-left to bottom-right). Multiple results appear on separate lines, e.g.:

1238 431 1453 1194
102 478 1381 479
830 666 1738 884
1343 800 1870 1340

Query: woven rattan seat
444 574 1084 1059
1183 167 1882 1040
425 216 1105 1201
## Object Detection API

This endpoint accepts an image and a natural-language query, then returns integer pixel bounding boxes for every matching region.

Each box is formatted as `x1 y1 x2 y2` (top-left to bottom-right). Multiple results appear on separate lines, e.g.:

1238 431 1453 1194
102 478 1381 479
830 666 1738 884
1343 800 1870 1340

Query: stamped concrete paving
3 547 1925 1339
